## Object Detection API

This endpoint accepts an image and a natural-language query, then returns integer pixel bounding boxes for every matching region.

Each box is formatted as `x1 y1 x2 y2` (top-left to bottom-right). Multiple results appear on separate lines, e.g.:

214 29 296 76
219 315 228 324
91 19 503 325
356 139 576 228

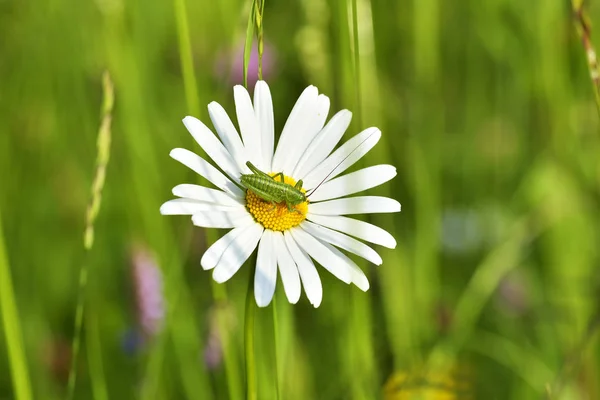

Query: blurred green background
2 0 600 398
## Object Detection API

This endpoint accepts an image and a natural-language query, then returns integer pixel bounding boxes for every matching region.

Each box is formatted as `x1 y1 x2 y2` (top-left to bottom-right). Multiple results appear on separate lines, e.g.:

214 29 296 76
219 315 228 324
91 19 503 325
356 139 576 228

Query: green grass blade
67 71 114 400
174 0 200 116
243 0 257 87
255 0 265 80
468 330 553 394
350 0 362 128
172 1 242 399
212 281 243 400
272 296 281 400
245 266 257 400
243 2 258 398
0 209 32 400
572 0 600 116
86 312 109 400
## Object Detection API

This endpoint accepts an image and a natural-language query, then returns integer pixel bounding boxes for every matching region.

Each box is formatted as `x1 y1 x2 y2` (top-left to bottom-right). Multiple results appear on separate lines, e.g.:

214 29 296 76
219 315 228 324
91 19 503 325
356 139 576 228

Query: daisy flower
160 81 400 307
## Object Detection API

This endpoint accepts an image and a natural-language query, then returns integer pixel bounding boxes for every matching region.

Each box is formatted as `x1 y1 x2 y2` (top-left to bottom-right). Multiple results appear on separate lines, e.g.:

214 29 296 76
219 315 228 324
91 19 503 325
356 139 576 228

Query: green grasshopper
240 130 377 211
240 162 306 212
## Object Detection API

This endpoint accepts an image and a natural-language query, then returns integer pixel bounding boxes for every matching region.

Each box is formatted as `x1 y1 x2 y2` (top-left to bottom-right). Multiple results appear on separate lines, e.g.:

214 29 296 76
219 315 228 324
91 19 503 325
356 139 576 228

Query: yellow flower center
245 174 308 231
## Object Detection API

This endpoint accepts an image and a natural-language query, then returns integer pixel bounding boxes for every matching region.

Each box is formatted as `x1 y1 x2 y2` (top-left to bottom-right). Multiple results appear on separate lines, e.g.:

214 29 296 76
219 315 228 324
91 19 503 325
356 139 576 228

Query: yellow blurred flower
384 364 473 400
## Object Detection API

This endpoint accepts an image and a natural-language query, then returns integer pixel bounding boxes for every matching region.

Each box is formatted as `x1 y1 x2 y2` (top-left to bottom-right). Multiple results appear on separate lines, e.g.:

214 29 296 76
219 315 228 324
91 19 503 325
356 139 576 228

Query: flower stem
0 208 32 400
272 296 281 400
244 267 257 400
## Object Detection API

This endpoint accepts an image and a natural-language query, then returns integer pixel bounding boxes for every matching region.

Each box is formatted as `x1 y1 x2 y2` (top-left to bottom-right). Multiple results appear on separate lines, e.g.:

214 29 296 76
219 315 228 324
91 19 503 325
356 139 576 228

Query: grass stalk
243 0 257 87
350 0 362 128
67 71 114 400
348 1 377 398
86 312 109 400
244 268 257 400
545 307 600 399
0 209 32 400
572 0 600 116
173 0 200 116
172 2 240 399
242 2 262 398
272 296 281 400
542 4 600 396
212 282 243 400
255 0 265 81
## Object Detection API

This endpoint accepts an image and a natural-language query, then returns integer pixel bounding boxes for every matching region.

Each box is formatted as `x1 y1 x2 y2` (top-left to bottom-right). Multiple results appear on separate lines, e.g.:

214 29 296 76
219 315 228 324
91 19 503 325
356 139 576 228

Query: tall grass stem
0 209 32 400
67 71 114 400
572 0 600 116
243 0 257 87
272 296 281 400
350 0 362 128
86 312 109 400
244 268 257 400
174 0 200 116
255 0 265 80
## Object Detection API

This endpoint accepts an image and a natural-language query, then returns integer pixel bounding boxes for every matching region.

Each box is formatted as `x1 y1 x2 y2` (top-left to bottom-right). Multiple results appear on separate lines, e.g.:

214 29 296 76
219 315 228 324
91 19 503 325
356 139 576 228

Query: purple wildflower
131 244 165 339
203 331 223 370
495 270 530 317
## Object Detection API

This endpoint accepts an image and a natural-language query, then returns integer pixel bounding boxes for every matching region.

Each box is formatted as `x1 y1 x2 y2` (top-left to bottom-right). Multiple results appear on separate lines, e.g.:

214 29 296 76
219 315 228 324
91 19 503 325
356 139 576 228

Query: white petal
300 221 382 265
172 184 243 206
309 196 401 215
279 94 330 174
208 101 249 174
313 95 330 127
289 227 351 284
170 148 244 198
303 128 381 190
254 81 274 171
283 232 322 307
201 226 251 270
272 86 319 174
273 231 301 304
293 110 352 179
192 209 254 229
160 199 241 215
212 223 264 283
255 230 277 307
307 213 396 249
307 165 397 202
234 86 263 169
182 116 242 182
318 240 369 291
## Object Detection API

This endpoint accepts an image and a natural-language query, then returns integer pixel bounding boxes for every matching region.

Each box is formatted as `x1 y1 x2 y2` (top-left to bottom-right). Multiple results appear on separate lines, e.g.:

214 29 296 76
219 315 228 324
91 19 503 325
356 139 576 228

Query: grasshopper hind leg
285 201 303 214
269 201 277 212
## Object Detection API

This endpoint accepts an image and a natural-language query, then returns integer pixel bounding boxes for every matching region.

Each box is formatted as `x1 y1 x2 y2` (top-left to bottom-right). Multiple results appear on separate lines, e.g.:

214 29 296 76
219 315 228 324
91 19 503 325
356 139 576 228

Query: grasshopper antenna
306 130 378 198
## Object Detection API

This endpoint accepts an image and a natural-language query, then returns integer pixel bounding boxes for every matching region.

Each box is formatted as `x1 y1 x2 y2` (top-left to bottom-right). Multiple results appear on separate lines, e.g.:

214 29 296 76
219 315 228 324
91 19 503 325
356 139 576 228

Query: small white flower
161 81 400 307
